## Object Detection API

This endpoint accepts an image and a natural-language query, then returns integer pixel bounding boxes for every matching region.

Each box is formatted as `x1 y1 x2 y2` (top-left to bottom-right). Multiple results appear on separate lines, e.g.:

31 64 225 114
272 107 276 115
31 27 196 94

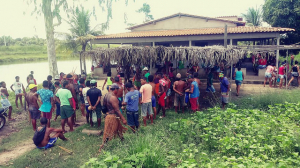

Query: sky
0 0 265 39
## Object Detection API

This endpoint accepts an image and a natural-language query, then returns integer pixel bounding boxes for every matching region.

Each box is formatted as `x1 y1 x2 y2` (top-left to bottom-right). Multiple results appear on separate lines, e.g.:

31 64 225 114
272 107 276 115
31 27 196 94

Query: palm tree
242 7 262 26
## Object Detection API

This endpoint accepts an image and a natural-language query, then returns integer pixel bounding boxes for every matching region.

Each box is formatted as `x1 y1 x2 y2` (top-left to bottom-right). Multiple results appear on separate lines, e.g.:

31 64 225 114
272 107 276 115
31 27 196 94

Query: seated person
33 117 67 149
257 57 267 70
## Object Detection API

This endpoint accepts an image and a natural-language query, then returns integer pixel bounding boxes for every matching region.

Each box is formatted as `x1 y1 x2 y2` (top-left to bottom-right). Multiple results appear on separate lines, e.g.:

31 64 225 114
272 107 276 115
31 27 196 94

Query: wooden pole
224 24 228 48
83 55 87 75
286 50 288 89
276 37 280 71
151 42 155 74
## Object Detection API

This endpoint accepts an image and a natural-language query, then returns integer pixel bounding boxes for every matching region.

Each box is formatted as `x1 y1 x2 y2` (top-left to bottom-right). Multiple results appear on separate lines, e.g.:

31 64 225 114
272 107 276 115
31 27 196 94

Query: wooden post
189 40 192 47
286 50 288 89
224 24 228 48
276 37 280 71
80 53 82 74
230 39 233 45
151 42 155 74
108 44 110 48
83 55 87 75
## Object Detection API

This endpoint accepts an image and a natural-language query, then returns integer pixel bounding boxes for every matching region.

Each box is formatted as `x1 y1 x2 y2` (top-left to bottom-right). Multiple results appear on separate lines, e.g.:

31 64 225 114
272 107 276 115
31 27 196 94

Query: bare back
116 83 123 98
149 82 156 96
26 91 39 109
66 83 76 99
174 80 186 94
37 126 52 147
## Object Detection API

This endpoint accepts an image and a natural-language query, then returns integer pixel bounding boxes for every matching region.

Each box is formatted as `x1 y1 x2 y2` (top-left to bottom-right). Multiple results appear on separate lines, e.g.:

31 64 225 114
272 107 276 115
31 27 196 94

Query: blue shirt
220 77 230 93
125 90 141 111
190 81 200 98
37 88 53 103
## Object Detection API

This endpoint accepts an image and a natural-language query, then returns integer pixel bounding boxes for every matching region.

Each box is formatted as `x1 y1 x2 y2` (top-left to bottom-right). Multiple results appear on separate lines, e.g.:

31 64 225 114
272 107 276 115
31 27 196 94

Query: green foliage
241 7 262 26
263 0 300 44
136 3 154 22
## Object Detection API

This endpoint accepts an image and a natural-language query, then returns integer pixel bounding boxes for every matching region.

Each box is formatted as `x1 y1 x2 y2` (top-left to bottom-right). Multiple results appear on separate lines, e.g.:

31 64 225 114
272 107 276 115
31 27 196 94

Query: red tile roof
95 27 295 39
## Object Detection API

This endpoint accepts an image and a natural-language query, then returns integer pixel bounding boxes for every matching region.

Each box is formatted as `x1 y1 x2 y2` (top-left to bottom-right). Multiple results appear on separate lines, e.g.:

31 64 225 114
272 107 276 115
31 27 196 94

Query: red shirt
259 59 267 65
278 66 285 75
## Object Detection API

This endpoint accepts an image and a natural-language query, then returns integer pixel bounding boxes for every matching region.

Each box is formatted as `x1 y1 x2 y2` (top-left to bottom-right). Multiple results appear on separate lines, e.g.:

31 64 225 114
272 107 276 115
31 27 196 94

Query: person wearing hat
143 67 150 82
55 80 74 133
100 83 127 152
36 80 54 128
173 73 187 113
25 84 40 130
86 80 102 127
278 62 287 89
219 72 230 109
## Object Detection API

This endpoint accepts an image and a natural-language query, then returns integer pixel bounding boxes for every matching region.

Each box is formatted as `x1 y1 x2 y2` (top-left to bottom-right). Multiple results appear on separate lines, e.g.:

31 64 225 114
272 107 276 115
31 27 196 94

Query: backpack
32 126 46 146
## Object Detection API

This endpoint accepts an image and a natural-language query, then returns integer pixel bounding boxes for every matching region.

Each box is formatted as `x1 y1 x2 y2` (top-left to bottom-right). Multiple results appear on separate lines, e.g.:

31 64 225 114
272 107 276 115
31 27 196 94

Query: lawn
2 89 300 167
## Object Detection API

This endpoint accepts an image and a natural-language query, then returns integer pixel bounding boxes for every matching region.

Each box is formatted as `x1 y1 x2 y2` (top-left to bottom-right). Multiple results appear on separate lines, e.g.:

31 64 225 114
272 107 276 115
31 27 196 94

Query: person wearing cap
143 67 150 82
100 83 127 152
140 77 154 125
24 84 40 130
0 81 13 121
173 73 187 113
113 76 124 112
36 81 54 128
65 74 78 126
219 72 230 109
122 82 141 132
87 80 102 127
278 62 287 89
55 80 74 133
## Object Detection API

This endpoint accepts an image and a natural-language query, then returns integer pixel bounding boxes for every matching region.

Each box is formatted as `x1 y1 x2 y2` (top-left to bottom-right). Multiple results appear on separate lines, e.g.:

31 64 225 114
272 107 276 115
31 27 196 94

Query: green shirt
145 72 150 82
56 88 72 106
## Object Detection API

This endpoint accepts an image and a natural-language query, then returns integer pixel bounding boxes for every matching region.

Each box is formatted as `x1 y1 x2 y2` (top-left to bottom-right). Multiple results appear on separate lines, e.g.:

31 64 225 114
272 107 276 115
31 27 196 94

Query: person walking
288 61 300 87
233 67 244 96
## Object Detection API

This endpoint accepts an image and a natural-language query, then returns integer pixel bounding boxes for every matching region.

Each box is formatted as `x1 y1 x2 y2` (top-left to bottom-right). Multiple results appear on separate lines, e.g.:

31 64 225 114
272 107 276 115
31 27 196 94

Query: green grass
3 89 300 167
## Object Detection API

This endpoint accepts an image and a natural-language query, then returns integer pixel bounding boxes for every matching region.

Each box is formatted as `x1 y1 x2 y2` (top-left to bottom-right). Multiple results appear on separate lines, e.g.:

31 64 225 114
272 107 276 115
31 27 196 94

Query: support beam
189 40 192 47
230 39 233 45
83 55 87 75
224 24 228 48
276 37 280 70
80 53 82 74
150 42 155 74
108 44 110 48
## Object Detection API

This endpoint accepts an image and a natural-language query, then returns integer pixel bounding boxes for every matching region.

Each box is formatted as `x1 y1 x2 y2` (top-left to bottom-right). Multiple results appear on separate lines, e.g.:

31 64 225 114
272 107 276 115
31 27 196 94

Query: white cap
142 67 148 71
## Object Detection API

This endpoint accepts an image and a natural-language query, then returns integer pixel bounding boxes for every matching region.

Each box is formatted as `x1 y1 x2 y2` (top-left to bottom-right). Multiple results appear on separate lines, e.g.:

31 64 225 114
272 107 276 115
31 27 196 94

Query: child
54 81 61 121
10 76 25 109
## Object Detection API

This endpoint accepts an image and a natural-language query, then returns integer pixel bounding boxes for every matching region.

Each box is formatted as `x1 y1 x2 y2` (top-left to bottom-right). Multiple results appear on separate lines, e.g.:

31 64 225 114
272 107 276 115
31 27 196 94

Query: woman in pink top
278 63 286 89
264 64 275 87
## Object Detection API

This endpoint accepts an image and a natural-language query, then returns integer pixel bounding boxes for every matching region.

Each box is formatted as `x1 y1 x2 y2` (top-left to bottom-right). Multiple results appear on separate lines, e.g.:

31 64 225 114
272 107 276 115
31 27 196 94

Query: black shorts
120 73 125 77
29 106 41 120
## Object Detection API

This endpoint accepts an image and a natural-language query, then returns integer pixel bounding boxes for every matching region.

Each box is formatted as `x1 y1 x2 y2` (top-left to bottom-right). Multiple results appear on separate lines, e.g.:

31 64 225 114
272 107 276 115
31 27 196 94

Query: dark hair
86 80 91 87
15 76 19 79
193 72 198 78
169 63 173 67
29 74 33 78
141 77 147 81
40 117 48 125
79 78 85 84
66 74 73 79
91 82 96 86
60 72 64 75
238 67 242 71
295 61 299 65
148 75 154 82
107 72 111 77
0 81 5 86
125 82 133 88
47 75 52 80
63 80 69 88
114 76 120 82
43 80 49 87
54 81 60 86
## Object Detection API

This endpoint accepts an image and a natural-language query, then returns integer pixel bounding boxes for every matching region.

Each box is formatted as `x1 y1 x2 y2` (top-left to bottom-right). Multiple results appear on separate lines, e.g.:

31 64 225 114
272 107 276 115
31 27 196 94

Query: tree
28 0 130 76
137 3 154 22
263 0 300 44
241 7 262 26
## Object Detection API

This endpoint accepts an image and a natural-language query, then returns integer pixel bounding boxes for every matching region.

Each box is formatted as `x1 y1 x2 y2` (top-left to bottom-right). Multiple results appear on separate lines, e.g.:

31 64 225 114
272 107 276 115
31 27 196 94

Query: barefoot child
10 76 25 109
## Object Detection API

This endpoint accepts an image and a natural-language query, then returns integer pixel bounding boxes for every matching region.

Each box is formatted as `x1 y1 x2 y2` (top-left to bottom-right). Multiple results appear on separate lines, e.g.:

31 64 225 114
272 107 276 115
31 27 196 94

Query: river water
0 59 92 87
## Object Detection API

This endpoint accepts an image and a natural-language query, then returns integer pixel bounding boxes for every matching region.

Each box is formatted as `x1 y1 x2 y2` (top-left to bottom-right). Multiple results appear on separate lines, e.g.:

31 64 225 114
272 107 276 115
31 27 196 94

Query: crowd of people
0 64 233 152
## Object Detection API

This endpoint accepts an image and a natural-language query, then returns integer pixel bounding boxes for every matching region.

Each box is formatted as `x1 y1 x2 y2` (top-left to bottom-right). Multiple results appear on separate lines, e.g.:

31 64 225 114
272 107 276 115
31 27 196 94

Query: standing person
134 68 142 90
0 81 13 121
36 81 54 128
25 84 40 131
193 73 201 110
148 75 157 119
173 73 187 113
122 82 140 132
55 81 74 133
47 75 55 93
113 76 124 112
78 78 86 117
53 81 61 121
278 63 287 89
163 74 172 109
87 80 102 127
117 63 125 77
291 55 295 66
206 69 216 93
99 83 127 152
264 64 275 87
65 74 78 126
33 117 68 150
219 73 230 109
233 67 244 96
288 61 300 87
82 80 91 124
156 73 167 118
27 74 37 88
59 72 65 84
10 76 25 109
143 67 150 82
102 72 113 91
186 75 199 113
140 77 154 125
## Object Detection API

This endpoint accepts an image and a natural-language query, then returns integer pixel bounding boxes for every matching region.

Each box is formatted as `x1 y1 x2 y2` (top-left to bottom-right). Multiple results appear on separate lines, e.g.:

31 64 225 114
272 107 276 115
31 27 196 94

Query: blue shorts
265 72 272 78
126 110 139 127
37 137 58 149
235 80 243 86
151 96 156 107
85 105 90 113
55 102 60 116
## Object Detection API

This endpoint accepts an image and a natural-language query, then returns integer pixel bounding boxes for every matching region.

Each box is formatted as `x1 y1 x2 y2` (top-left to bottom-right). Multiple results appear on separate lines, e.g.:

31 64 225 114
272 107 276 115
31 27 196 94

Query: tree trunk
43 0 58 77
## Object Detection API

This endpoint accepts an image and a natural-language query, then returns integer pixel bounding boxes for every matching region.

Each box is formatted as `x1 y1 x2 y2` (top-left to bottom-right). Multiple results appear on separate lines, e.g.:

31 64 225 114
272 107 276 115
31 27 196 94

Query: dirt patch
0 139 35 166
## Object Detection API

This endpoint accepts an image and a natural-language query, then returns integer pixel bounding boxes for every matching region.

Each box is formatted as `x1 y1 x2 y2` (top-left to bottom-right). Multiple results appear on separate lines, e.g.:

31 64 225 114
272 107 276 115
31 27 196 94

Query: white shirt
13 82 23 90
82 87 90 105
